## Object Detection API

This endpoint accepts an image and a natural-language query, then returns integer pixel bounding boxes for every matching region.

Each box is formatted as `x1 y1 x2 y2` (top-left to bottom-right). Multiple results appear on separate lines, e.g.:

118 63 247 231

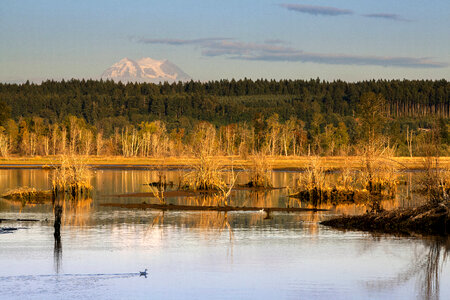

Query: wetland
0 167 449 299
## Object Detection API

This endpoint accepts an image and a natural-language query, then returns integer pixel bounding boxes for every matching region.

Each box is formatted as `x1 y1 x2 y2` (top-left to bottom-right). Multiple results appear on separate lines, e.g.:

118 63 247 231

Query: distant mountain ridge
101 57 192 83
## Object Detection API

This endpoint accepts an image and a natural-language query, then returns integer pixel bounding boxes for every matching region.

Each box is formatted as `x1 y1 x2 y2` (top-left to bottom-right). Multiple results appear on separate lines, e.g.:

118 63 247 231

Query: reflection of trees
61 197 93 227
418 239 448 300
51 196 93 226
54 235 62 274
244 190 273 208
51 195 92 274
53 202 63 274
365 237 449 300
148 210 235 242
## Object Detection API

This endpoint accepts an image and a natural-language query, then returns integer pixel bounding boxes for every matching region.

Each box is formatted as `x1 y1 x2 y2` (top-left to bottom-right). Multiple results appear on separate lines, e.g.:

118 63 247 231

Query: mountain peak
101 57 191 83
137 57 162 65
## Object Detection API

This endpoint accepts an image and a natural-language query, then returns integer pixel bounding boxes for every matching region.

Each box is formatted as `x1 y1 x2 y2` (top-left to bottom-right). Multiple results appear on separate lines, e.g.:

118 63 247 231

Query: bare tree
96 132 104 156
407 125 414 157
0 128 9 157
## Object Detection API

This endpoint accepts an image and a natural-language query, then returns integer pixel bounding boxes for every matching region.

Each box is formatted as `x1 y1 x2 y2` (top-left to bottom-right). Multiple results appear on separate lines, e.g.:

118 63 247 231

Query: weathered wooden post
54 205 62 239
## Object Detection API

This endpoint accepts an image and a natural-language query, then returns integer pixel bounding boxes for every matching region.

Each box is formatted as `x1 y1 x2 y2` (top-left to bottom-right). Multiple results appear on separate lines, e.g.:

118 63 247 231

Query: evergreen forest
0 78 448 157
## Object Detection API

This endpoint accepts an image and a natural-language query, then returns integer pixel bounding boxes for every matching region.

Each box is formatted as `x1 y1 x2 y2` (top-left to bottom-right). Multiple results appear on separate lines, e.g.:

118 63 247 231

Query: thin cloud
135 37 447 68
279 4 353 16
242 53 446 68
137 37 231 45
363 13 412 22
201 40 298 57
264 39 287 44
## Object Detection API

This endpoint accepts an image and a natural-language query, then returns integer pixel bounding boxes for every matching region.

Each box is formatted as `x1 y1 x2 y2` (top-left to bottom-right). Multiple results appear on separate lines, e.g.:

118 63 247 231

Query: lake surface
0 169 449 299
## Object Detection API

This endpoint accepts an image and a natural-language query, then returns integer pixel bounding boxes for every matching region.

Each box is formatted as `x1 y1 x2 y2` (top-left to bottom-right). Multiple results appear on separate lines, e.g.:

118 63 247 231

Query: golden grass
1 187 52 208
51 155 92 198
296 156 327 191
417 157 450 203
246 153 272 188
182 154 226 191
2 187 51 201
290 152 401 209
357 141 399 199
2 186 38 198
1 155 449 170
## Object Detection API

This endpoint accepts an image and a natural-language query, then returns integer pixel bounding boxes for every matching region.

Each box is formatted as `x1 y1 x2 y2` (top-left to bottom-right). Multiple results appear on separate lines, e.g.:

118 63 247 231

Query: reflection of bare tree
61 197 93 227
147 210 235 242
51 194 92 274
53 201 63 274
419 240 447 300
244 190 273 208
365 237 448 300
54 235 62 274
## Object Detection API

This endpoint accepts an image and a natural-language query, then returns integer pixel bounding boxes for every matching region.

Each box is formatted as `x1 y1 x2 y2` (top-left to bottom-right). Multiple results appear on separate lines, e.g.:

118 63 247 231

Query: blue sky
1 0 449 82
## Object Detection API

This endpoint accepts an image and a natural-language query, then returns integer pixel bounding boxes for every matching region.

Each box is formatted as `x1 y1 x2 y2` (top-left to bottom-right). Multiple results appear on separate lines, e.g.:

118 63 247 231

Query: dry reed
182 154 226 191
418 157 450 204
2 187 52 203
246 153 272 188
145 171 166 205
357 139 399 201
51 155 93 199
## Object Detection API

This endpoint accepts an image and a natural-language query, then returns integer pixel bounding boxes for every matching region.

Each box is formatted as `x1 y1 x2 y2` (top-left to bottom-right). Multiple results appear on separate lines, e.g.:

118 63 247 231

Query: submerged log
0 218 40 222
146 181 175 189
114 187 284 198
321 202 450 236
0 227 19 234
100 202 328 213
289 188 369 204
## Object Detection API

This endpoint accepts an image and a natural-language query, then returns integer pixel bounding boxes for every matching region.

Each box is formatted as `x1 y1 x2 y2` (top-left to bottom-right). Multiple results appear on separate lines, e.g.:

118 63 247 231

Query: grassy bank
0 155 449 170
321 201 449 236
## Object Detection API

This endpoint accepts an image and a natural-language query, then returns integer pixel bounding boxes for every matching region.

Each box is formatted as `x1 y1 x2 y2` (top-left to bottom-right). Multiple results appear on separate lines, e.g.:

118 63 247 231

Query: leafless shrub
183 153 226 191
358 138 399 197
51 155 93 198
417 127 449 204
247 152 272 188
297 156 327 191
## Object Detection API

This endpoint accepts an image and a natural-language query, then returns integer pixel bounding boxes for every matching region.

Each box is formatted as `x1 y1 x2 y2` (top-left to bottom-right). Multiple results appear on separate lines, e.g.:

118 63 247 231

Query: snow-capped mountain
101 57 192 83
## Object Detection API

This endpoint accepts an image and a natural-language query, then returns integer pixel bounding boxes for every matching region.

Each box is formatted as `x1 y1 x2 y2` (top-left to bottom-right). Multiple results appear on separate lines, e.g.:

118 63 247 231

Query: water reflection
365 237 448 300
148 211 235 242
54 235 62 274
0 169 429 214
0 169 448 299
51 194 92 274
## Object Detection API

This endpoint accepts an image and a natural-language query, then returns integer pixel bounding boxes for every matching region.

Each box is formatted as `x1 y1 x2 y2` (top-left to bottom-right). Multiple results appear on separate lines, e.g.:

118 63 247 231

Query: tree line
0 79 448 157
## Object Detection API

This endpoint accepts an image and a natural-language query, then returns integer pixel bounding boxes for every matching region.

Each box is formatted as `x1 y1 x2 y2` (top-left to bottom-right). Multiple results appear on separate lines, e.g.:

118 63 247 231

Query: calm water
0 169 449 300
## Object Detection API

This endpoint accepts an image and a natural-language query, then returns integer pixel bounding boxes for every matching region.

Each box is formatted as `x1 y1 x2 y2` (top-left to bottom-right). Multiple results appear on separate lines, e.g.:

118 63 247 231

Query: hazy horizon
1 0 449 83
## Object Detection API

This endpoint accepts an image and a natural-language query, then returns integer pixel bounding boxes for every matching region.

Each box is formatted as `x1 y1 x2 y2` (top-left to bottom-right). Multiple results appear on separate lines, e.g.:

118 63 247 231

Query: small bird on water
139 269 148 277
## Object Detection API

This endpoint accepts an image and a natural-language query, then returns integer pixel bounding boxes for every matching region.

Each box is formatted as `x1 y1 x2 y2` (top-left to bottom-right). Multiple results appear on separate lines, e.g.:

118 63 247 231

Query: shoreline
320 201 449 236
0 156 449 170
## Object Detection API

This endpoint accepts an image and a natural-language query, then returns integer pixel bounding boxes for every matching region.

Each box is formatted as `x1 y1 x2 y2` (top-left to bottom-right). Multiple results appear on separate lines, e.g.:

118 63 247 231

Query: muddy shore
321 202 449 236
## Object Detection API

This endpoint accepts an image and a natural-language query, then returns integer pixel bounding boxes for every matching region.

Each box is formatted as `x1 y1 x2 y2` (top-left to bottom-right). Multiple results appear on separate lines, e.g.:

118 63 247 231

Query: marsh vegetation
0 78 448 299
321 152 450 236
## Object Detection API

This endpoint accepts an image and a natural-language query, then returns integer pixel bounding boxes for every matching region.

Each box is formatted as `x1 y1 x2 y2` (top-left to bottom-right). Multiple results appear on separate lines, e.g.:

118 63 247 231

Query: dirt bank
321 202 449 236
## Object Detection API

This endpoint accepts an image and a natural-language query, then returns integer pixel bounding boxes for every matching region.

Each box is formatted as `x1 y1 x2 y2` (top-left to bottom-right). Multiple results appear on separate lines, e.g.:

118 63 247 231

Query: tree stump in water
54 205 62 239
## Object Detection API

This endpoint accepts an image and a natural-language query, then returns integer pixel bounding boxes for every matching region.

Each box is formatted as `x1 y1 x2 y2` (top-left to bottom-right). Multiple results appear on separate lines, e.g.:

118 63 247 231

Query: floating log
0 227 19 234
100 202 328 212
0 218 40 222
289 188 370 205
114 187 285 198
146 181 175 189
114 191 197 198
